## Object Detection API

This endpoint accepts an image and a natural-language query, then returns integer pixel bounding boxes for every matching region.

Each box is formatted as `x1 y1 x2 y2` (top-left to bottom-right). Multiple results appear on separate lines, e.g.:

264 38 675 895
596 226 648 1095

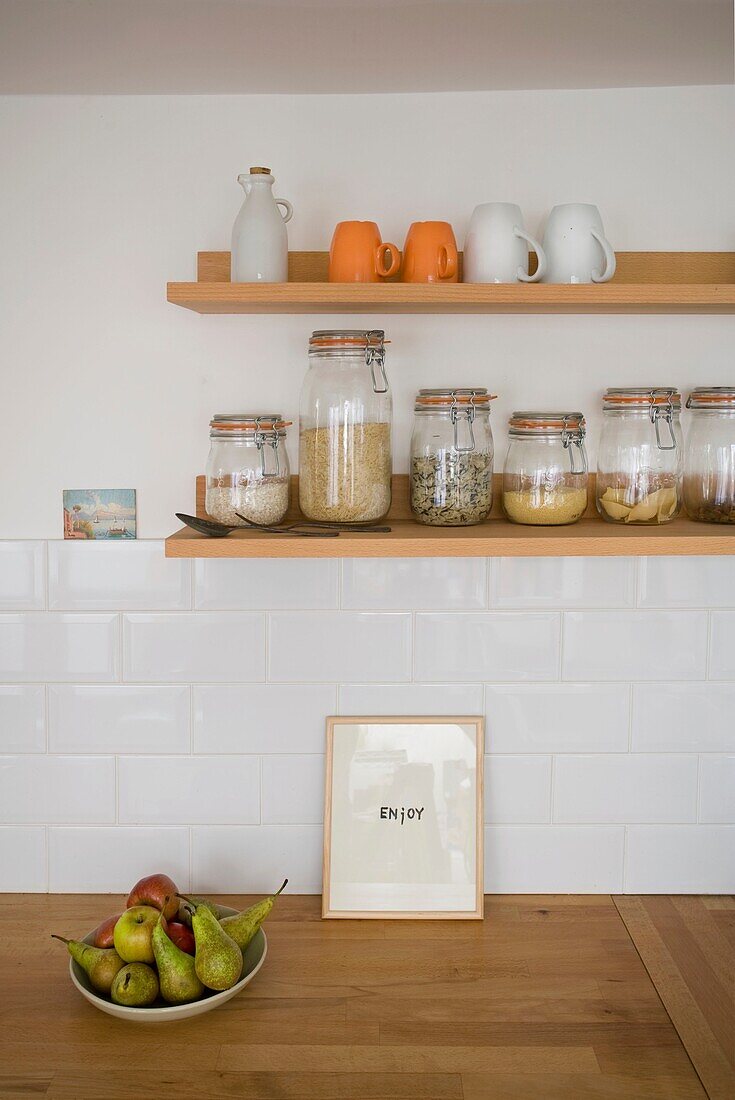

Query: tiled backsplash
0 540 733 895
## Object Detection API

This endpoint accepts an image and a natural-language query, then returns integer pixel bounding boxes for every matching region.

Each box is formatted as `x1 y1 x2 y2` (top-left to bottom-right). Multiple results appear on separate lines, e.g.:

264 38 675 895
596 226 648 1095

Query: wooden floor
0 894 732 1099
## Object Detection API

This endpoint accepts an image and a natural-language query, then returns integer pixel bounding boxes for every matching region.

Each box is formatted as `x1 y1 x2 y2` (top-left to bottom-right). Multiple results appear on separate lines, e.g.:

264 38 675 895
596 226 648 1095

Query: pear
177 894 223 926
152 909 205 1004
191 901 243 991
111 962 159 1007
51 935 125 996
220 879 288 951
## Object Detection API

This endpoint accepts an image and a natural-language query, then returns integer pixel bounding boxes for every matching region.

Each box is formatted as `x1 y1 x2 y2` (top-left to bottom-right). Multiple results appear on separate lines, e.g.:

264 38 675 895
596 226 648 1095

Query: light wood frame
322 715 484 920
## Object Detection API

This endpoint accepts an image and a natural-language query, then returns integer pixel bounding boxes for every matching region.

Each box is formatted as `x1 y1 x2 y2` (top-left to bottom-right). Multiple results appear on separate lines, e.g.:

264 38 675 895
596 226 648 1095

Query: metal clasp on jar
561 414 586 473
648 389 677 450
450 390 477 453
253 418 283 478
365 330 389 394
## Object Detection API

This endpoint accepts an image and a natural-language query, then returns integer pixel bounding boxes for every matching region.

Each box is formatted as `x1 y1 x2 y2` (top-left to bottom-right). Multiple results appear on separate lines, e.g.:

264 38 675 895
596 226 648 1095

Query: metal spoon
236 513 392 534
175 513 338 539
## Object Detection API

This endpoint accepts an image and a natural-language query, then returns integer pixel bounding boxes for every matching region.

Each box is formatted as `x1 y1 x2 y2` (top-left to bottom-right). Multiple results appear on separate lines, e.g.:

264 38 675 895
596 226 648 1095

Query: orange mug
401 221 458 282
328 221 401 282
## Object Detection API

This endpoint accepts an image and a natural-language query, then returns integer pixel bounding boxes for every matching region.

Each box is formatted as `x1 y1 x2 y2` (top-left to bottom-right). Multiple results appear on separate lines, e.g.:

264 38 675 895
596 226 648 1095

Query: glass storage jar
205 414 291 526
684 387 735 523
596 388 682 524
502 412 588 525
299 329 392 523
410 389 495 526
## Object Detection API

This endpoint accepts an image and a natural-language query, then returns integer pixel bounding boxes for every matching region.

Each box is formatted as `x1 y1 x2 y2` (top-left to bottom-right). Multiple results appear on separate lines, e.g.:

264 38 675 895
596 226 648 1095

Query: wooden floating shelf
164 476 735 558
167 251 735 314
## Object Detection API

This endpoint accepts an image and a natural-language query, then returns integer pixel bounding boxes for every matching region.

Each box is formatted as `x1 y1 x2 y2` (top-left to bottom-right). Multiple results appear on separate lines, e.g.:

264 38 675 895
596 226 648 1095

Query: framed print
323 716 484 920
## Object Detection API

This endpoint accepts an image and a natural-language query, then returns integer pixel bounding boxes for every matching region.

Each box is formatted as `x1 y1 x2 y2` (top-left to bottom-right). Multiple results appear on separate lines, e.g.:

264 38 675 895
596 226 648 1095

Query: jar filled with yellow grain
298 330 392 523
502 412 588 525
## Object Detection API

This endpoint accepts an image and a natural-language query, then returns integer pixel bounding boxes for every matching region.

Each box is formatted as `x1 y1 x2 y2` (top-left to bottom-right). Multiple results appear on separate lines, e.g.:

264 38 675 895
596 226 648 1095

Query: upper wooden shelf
167 251 735 314
164 476 735 558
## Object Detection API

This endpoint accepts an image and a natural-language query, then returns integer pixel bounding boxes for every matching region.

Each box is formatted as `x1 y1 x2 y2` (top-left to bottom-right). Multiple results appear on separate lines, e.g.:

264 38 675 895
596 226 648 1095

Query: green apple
113 905 159 964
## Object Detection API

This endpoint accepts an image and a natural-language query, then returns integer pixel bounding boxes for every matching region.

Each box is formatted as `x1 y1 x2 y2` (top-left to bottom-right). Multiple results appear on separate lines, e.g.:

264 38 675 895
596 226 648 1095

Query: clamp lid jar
596 388 682 524
410 388 495 527
205 413 292 527
684 387 735 523
502 411 588 526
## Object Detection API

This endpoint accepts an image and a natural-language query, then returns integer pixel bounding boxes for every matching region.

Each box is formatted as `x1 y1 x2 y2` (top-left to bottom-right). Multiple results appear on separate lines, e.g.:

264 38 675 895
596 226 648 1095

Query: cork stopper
249 166 271 174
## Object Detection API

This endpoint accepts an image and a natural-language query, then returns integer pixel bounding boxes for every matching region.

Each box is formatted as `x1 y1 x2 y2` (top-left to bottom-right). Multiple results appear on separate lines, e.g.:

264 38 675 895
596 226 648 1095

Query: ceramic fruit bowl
69 906 267 1022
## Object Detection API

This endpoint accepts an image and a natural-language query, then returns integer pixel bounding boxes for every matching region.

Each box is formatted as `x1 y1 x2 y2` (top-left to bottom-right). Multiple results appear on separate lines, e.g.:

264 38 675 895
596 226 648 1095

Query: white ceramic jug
542 204 616 284
463 203 546 283
231 167 293 283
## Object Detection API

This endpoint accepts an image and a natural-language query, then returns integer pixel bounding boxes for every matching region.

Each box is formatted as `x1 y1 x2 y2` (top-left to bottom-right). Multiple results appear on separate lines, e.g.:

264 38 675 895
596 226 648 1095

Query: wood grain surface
1 893 726 1099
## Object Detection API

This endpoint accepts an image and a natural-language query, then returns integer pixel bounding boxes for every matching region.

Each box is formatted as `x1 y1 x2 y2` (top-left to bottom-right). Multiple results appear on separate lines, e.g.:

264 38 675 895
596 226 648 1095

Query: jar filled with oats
411 389 495 526
205 414 291 526
299 330 392 523
502 412 588 525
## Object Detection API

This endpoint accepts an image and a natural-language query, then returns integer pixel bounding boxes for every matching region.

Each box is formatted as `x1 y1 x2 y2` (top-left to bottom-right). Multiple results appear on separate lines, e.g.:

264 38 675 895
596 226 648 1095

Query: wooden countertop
0 893 731 1099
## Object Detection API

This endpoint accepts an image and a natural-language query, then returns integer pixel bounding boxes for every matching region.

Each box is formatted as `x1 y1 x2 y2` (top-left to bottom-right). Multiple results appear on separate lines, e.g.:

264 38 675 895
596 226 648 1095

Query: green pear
219 878 287 951
177 894 223 926
191 902 243 991
110 962 159 1007
152 911 205 1004
51 935 125 995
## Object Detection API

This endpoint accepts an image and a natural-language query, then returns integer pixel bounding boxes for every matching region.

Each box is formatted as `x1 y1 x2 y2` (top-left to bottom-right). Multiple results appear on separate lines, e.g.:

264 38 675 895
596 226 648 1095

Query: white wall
1 85 734 539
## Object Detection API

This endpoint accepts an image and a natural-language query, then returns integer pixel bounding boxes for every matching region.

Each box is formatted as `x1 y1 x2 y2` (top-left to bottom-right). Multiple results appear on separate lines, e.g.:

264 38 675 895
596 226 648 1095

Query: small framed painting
323 716 484 920
63 489 137 540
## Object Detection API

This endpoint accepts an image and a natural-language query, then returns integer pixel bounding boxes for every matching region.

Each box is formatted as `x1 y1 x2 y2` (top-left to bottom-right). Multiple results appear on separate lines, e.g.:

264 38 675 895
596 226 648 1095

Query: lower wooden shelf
164 476 735 558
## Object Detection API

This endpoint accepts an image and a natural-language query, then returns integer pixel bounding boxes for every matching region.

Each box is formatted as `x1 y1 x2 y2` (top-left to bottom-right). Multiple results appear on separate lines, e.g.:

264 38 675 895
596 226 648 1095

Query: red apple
126 873 179 920
166 920 195 956
113 906 159 964
91 912 122 948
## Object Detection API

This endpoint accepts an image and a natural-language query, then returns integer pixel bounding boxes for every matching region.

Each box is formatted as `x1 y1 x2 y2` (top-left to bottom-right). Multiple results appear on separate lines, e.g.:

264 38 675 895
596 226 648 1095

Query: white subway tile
0 613 119 682
553 754 698 824
699 756 735 824
625 825 735 893
485 825 624 892
491 556 635 609
342 558 487 610
48 541 191 610
195 559 338 610
118 755 259 824
484 756 551 824
0 542 45 610
632 683 735 752
123 613 265 682
269 612 411 683
48 684 190 754
49 826 191 892
486 684 629 753
415 612 559 682
262 755 324 824
562 611 707 681
0 685 45 752
0 827 46 890
340 683 484 716
710 612 735 680
639 556 735 608
0 756 115 823
193 684 334 754
192 825 322 893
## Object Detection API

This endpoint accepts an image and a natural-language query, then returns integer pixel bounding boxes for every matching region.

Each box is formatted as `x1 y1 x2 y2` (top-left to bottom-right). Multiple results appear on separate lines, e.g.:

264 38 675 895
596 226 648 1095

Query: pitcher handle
276 199 293 224
513 227 547 282
591 229 616 283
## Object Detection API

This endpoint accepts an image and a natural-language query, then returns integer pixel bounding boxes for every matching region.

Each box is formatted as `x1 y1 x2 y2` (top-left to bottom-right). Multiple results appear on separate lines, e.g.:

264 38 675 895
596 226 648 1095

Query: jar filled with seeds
683 387 735 523
596 388 682 524
502 412 588 525
205 414 291 526
410 389 495 526
299 330 392 523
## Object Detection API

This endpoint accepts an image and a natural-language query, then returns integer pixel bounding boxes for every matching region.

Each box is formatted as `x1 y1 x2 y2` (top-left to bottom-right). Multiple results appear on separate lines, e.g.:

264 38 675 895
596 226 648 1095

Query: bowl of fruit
52 873 287 1022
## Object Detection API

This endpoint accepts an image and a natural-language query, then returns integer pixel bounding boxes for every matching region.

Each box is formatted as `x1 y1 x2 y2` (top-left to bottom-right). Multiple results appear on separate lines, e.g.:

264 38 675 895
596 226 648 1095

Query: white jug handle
513 227 547 282
590 229 616 282
276 199 293 224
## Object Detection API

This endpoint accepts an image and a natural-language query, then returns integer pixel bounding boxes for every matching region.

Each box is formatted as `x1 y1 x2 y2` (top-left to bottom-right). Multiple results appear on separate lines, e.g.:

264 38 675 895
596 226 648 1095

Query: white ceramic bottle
231 167 293 282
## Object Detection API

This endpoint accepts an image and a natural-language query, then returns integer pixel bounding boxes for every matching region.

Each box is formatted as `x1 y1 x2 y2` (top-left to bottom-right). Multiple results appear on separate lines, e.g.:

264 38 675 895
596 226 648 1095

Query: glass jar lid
603 387 681 410
414 388 496 412
686 387 735 409
309 330 386 355
509 411 586 437
209 414 291 438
